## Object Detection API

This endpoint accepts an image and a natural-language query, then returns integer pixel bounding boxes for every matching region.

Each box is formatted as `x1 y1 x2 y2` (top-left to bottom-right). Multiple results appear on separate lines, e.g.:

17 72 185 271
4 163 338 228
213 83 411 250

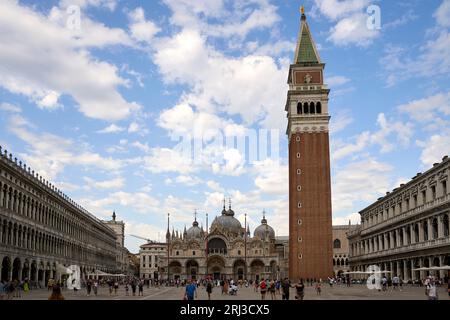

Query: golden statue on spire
300 5 305 15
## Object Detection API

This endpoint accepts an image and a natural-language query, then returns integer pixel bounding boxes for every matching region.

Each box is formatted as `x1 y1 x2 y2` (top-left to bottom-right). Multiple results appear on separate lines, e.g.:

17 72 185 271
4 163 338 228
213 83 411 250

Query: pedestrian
114 280 119 295
259 278 267 300
48 284 64 300
269 280 276 300
86 279 92 296
295 279 305 300
93 280 98 296
426 280 438 300
131 280 137 296
125 282 129 296
138 280 144 296
223 280 229 295
281 278 291 300
315 281 321 295
184 280 197 301
23 279 29 294
0 280 5 300
206 280 213 300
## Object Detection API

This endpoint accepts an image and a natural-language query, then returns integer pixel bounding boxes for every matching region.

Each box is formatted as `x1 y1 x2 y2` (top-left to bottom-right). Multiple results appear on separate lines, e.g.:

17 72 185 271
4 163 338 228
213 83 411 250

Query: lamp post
205 212 209 279
166 213 170 286
244 213 248 280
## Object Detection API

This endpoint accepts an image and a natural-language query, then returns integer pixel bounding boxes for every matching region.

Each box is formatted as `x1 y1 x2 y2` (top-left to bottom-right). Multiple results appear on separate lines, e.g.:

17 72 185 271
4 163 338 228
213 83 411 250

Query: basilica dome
253 214 275 239
186 219 202 239
211 203 242 235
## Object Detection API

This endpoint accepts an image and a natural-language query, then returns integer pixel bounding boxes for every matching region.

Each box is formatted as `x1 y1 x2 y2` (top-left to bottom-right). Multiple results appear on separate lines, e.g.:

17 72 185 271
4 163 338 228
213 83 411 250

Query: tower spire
293 5 321 65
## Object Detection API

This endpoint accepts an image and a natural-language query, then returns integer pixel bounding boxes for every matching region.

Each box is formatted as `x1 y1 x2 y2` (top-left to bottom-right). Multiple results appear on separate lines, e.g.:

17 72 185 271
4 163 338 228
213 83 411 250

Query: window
296 169 302 175
432 218 438 239
297 202 302 208
297 102 302 114
309 102 315 114
297 185 301 191
414 224 419 242
413 195 418 207
296 136 301 142
423 221 428 241
176 251 179 256
422 190 427 204
316 102 322 114
238 250 241 255
431 186 436 200
443 180 447 196
333 239 341 249
296 152 301 158
444 215 449 237
303 103 309 114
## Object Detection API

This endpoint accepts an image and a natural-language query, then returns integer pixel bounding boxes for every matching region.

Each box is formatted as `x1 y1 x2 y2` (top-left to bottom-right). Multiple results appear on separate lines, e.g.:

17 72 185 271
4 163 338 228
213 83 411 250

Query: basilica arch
207 255 226 280
168 260 182 281
185 259 199 280
233 259 246 280
249 259 265 281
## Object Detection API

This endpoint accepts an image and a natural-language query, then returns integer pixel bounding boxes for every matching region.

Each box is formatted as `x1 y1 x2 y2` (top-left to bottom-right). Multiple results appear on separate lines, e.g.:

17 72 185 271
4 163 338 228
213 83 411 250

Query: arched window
444 215 449 237
316 102 322 114
297 102 302 114
423 221 428 241
303 103 309 114
333 239 341 249
414 224 419 242
310 102 315 114
432 218 438 239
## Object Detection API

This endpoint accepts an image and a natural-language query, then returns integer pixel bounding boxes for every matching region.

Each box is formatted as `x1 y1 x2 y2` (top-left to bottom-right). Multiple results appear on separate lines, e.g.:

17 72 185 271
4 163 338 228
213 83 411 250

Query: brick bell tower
286 7 333 280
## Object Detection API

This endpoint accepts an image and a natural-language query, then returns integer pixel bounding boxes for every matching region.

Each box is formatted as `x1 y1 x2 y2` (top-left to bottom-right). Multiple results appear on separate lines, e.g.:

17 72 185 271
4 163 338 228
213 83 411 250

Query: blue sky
1 0 450 253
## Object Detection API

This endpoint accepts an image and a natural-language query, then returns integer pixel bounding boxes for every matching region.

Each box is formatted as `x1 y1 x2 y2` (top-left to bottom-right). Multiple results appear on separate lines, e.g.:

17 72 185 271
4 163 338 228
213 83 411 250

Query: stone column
397 261 402 279
427 218 433 241
419 258 424 280
418 221 424 242
410 224 415 244
390 231 395 249
403 260 408 281
438 215 444 239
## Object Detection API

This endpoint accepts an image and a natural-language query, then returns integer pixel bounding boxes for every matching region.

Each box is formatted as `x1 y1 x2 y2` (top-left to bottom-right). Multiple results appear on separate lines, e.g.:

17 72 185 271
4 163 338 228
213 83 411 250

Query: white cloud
206 180 222 192
332 212 360 226
252 159 287 195
0 1 139 121
397 91 450 123
7 113 124 180
330 109 354 134
174 175 203 186
332 131 370 161
434 0 450 27
128 7 161 43
83 176 125 190
327 75 350 87
0 102 21 113
97 124 125 133
59 0 118 11
153 29 287 129
327 12 380 47
313 0 370 21
416 132 450 167
143 147 194 174
332 158 393 213
128 122 140 133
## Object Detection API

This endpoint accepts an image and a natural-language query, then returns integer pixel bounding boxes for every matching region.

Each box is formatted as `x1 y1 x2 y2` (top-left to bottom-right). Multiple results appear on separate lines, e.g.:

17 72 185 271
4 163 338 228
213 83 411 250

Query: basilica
140 201 288 282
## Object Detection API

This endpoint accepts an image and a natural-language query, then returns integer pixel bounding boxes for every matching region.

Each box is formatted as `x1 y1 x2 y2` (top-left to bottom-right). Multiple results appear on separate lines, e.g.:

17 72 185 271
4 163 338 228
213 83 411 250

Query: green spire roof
294 15 320 64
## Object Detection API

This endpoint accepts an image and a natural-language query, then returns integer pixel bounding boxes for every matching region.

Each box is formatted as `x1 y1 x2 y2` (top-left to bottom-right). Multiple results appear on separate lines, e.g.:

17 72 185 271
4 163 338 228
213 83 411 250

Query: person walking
426 280 438 300
259 279 267 300
86 279 92 296
93 280 98 296
269 280 276 300
131 280 137 296
447 277 450 297
114 280 119 295
138 280 144 296
184 280 197 301
206 280 213 300
281 278 291 300
295 279 305 300
48 284 65 300
125 282 129 296
315 281 322 296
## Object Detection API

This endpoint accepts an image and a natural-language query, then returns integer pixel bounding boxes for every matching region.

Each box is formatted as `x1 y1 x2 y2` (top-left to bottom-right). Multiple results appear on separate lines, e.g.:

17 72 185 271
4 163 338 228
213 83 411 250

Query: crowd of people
1 274 449 300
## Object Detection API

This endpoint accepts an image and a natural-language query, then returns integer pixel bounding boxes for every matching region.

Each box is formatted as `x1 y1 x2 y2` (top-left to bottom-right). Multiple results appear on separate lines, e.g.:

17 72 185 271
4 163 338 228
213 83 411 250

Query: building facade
286 8 333 279
139 242 166 279
332 224 358 277
147 204 282 282
0 146 120 285
103 212 129 274
348 155 450 281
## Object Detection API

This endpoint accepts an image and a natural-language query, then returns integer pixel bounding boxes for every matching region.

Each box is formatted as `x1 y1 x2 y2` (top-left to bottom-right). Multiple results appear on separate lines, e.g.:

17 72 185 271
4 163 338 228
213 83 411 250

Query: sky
1 0 450 253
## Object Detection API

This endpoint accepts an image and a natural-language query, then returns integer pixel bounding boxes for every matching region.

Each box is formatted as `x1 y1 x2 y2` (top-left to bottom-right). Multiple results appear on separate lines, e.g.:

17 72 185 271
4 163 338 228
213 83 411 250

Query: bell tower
286 7 333 280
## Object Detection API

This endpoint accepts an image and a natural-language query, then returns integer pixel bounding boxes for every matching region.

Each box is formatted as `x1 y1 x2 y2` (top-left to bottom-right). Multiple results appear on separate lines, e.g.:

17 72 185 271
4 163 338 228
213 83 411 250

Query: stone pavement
5 284 450 300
